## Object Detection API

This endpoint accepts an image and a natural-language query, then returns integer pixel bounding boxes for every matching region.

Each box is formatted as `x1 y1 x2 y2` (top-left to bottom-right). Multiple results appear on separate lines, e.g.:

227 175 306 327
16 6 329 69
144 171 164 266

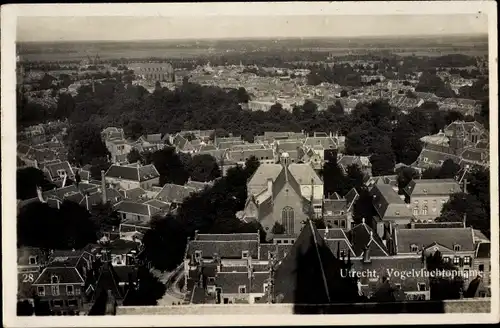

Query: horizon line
17 32 489 44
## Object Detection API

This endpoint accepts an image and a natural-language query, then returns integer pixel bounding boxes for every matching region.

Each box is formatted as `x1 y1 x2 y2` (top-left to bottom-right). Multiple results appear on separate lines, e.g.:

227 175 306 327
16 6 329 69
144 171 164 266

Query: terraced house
104 163 160 190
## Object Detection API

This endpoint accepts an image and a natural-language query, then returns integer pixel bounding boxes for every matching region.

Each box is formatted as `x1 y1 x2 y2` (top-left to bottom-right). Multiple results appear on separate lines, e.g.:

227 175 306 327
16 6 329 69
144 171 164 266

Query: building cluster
413 121 489 170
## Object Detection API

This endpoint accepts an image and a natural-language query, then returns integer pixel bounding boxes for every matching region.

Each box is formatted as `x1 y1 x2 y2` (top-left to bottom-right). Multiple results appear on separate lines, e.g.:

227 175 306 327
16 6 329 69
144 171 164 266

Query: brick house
403 179 462 221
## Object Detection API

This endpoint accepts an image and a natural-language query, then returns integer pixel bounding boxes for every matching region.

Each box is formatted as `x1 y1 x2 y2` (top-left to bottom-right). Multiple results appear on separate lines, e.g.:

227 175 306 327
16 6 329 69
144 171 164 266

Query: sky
17 14 488 42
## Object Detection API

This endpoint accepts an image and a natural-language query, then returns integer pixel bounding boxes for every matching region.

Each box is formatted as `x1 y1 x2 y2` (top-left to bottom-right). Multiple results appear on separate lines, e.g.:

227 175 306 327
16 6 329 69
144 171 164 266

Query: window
208 277 215 284
453 244 461 252
340 220 346 228
479 291 487 298
443 257 450 263
418 283 426 291
67 299 78 307
238 285 247 294
463 256 471 265
340 250 346 258
242 251 249 259
29 256 38 265
57 169 66 177
37 286 45 296
479 264 484 272
75 287 81 296
194 250 202 260
395 284 401 290
66 285 74 296
395 211 400 216
281 207 295 234
51 275 59 284
421 206 428 216
423 200 428 204
413 208 419 215
410 245 418 252
453 257 460 265
53 299 64 307
463 269 470 279
333 220 339 227
51 285 60 296
276 240 282 244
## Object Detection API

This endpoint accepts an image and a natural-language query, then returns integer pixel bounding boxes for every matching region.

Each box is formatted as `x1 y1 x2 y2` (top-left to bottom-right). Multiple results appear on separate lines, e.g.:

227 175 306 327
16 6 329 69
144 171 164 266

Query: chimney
36 186 46 203
101 170 107 204
62 172 68 188
363 246 371 263
34 159 39 169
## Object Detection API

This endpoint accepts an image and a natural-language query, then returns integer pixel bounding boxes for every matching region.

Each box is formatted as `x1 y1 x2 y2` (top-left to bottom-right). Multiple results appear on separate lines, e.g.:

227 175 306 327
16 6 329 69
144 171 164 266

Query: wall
116 299 492 315
410 195 450 220
105 177 140 190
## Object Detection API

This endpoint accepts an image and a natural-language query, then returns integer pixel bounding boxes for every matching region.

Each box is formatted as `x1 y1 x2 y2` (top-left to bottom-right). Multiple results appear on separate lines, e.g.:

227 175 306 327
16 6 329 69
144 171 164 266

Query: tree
142 215 189 271
352 188 375 225
122 265 167 306
327 100 344 115
236 87 250 103
89 157 112 180
17 300 34 316
127 148 143 164
396 166 420 192
437 192 489 237
426 250 464 300
271 222 286 235
189 154 221 182
66 122 110 166
244 156 260 177
344 164 365 192
17 167 56 200
437 159 461 179
320 160 348 197
90 202 121 232
421 167 441 179
150 147 190 185
340 90 348 97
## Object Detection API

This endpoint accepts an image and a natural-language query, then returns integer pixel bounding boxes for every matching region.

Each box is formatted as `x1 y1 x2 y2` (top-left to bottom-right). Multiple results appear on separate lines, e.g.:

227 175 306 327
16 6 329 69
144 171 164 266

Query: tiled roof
460 148 488 163
17 247 46 266
196 233 259 242
396 227 475 253
345 188 360 211
287 163 323 185
247 164 283 195
323 199 347 215
303 136 337 149
404 179 461 197
230 143 267 151
79 188 123 210
475 242 490 258
114 200 161 217
273 220 357 304
155 183 198 203
415 148 461 167
122 187 148 202
187 240 260 259
217 141 246 150
338 155 371 169
105 164 159 182
144 199 171 210
185 180 213 191
33 267 84 284
227 149 274 162
94 262 124 300
370 184 413 220
215 272 251 294
348 223 389 257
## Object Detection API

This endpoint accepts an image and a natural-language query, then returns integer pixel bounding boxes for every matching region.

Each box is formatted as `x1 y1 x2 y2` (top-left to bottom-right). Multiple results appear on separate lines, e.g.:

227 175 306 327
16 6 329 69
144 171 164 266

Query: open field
17 34 488 62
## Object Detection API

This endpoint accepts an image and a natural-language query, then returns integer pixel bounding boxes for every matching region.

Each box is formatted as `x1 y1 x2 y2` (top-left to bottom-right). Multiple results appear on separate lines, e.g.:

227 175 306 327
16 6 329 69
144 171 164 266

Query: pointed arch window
281 207 295 234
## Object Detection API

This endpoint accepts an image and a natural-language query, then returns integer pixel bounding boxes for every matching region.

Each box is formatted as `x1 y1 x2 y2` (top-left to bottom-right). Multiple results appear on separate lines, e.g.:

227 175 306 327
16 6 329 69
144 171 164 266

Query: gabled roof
227 148 274 162
114 200 161 217
155 183 198 203
348 222 389 257
273 220 359 304
186 240 260 259
404 179 461 197
195 233 259 242
105 164 159 182
395 227 475 253
33 267 84 285
370 184 413 220
94 262 124 300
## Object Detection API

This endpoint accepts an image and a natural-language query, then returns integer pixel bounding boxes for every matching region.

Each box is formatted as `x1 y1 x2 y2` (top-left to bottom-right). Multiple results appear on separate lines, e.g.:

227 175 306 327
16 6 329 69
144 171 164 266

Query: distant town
15 35 491 316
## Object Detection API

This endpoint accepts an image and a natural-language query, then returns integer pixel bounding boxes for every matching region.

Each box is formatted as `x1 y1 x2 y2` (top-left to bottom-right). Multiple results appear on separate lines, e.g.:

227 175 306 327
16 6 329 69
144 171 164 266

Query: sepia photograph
1 1 498 327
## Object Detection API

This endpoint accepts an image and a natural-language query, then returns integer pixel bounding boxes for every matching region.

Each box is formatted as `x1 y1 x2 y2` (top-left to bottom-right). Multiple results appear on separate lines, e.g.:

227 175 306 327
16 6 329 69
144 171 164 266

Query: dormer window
410 244 418 252
395 211 400 216
422 189 428 194
453 244 461 252
238 285 247 294
207 277 216 284
194 250 202 260
51 275 59 284
57 169 66 177
29 256 38 265
242 251 249 259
